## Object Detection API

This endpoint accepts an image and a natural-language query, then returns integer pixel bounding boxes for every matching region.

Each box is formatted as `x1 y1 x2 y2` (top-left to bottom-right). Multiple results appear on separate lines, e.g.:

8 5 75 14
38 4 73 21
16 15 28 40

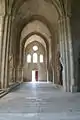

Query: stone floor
0 82 80 120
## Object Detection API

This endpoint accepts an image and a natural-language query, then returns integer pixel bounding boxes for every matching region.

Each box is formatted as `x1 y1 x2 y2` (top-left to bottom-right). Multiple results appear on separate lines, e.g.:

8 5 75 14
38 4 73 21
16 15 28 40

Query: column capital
58 15 71 23
5 14 12 18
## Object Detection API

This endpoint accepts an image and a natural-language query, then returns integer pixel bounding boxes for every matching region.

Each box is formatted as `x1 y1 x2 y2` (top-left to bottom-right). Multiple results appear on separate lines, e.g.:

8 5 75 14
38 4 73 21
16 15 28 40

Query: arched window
33 53 38 63
27 54 31 63
40 54 43 63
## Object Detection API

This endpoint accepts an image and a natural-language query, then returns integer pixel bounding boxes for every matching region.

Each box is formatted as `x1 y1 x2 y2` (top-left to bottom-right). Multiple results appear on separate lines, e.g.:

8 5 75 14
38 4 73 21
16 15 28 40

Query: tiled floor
0 82 80 120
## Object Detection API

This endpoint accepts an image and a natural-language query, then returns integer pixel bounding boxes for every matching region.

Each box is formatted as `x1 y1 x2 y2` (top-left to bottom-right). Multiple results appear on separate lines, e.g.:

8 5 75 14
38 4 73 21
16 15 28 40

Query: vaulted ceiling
11 0 60 57
4 0 72 66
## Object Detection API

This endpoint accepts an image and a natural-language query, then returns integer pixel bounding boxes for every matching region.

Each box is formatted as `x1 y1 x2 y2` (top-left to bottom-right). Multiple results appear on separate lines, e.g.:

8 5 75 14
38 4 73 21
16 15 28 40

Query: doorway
32 70 38 82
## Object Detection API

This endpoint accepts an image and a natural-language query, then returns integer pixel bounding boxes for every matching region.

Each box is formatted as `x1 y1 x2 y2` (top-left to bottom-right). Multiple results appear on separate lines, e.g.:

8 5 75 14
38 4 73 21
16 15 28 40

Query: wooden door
35 71 38 81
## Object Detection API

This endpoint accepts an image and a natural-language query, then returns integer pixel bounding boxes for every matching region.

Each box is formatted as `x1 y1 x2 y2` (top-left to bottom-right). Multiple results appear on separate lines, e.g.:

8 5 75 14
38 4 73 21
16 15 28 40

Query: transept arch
20 32 49 66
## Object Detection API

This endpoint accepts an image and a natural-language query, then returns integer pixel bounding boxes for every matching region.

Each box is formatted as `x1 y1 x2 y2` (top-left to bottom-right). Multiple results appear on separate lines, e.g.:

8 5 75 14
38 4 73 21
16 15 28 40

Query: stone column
58 16 74 92
0 14 12 89
0 16 5 88
46 47 49 82
4 15 12 88
15 67 19 82
12 66 18 83
15 66 23 83
21 67 23 82
19 44 22 65
63 17 71 92
0 15 9 89
17 67 21 82
65 17 75 92
47 69 49 82
58 18 67 91
12 67 16 82
21 67 24 82
52 67 54 84
11 67 14 82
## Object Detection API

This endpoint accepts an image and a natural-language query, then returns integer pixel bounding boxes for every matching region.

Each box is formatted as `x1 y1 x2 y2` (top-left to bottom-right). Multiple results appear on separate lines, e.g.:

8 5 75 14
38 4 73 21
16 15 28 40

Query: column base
77 87 80 92
70 85 77 93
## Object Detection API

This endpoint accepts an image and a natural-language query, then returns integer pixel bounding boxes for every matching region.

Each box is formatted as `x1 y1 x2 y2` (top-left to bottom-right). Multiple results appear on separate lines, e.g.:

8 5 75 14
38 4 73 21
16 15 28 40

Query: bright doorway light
32 70 36 83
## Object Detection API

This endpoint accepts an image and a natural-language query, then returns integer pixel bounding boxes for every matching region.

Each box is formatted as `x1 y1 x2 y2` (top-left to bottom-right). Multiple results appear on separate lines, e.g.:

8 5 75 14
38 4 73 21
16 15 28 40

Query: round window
33 46 38 51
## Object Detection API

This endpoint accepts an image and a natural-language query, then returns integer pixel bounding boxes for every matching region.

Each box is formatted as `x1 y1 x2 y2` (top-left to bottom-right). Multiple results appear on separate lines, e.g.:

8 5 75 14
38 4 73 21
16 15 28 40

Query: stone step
0 91 7 98
0 90 5 94
0 82 21 98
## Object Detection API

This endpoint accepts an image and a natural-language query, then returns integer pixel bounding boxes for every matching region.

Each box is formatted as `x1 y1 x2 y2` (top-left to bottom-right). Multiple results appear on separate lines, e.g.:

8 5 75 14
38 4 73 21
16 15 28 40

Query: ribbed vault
11 0 62 16
10 0 60 69
24 35 46 50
